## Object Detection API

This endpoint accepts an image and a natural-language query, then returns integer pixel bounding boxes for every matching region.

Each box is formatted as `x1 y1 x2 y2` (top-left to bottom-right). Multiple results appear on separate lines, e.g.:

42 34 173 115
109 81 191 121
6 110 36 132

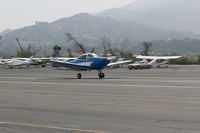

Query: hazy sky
0 0 135 32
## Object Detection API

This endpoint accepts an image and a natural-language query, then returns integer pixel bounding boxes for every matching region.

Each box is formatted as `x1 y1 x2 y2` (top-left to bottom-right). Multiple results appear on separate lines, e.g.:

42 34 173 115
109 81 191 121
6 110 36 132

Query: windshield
78 55 87 60
78 53 98 60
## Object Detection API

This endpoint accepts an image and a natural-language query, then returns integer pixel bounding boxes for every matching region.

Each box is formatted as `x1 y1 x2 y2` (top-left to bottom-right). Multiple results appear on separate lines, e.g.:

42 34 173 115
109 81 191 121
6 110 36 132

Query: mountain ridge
98 0 200 34
0 8 200 55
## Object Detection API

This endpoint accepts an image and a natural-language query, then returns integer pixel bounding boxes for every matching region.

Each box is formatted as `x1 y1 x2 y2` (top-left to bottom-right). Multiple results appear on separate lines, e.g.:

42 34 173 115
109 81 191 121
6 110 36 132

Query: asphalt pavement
0 65 200 133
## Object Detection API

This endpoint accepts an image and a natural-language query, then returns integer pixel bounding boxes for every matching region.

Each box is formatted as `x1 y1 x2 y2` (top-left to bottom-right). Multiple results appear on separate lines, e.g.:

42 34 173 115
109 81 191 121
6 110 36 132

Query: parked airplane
0 58 5 65
3 56 33 69
0 56 78 68
16 57 76 62
136 55 182 68
50 53 132 79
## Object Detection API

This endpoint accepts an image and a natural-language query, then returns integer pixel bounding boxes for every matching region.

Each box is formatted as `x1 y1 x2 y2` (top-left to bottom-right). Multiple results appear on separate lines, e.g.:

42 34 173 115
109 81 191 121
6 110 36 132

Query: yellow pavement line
0 121 108 133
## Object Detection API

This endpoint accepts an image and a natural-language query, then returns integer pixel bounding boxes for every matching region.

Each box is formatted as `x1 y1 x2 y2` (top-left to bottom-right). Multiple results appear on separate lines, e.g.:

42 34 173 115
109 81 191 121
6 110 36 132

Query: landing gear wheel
98 72 105 79
77 73 82 79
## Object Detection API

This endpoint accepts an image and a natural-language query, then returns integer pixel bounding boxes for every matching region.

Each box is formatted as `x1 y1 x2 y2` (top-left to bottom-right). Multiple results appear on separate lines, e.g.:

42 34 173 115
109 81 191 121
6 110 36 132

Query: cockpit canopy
78 53 98 60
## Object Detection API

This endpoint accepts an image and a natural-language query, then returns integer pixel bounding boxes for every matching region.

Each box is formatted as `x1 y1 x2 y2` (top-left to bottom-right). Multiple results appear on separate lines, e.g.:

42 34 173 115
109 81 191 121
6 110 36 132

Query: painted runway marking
0 121 107 133
0 80 199 89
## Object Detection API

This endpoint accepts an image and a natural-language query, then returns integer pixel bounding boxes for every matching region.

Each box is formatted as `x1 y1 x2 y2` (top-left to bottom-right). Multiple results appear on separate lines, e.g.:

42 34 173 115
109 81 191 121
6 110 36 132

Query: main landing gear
98 71 105 79
77 73 82 79
76 71 105 79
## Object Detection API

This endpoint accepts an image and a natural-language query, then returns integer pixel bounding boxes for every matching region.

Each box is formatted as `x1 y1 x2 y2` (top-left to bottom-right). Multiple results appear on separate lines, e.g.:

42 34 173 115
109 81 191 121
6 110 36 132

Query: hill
98 0 200 34
1 13 196 56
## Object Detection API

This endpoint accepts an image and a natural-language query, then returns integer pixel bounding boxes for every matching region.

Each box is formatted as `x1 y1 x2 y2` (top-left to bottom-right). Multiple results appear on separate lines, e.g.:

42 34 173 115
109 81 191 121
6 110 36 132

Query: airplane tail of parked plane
25 56 33 63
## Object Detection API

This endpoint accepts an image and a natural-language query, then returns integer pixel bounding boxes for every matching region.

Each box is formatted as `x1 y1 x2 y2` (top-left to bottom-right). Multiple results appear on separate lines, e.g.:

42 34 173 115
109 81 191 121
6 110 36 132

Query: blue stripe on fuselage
69 57 110 70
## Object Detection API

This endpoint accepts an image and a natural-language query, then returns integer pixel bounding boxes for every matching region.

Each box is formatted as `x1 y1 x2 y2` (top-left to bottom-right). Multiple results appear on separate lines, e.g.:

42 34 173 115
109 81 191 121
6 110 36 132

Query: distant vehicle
50 53 132 79
128 61 151 70
135 55 182 68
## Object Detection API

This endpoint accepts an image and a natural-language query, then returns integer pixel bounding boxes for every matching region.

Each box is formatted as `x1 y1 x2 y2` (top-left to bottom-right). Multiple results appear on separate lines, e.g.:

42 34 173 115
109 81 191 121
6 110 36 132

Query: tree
197 55 200 64
15 38 41 57
16 37 24 52
117 50 133 60
67 48 73 57
30 45 41 56
0 36 2 47
101 37 108 57
66 33 86 54
141 41 152 56
107 40 116 56
52 45 62 57
16 38 31 57
17 50 32 57
101 37 118 56
53 45 61 53
91 47 95 53
170 57 194 65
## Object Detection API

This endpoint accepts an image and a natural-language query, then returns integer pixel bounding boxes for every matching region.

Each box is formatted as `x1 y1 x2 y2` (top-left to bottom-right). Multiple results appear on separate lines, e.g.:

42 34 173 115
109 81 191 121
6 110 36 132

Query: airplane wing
50 60 92 71
0 58 4 65
107 60 132 67
0 61 5 65
136 55 182 60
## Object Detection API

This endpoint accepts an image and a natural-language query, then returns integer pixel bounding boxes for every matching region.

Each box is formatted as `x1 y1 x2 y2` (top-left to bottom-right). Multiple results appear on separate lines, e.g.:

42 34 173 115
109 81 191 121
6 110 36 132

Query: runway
0 65 200 133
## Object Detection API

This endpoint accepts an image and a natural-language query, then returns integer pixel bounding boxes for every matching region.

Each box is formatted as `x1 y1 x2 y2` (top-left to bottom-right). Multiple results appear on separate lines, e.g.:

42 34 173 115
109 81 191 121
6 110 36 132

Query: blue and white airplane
50 53 132 79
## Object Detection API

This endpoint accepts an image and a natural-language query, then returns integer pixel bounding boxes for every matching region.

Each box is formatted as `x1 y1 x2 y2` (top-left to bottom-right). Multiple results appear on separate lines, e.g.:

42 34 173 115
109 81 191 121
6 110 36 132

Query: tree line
1 33 200 65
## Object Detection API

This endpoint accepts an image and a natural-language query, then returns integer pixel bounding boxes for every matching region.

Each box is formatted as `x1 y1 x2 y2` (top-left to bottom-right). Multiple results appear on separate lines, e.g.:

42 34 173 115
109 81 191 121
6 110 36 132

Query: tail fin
25 56 33 63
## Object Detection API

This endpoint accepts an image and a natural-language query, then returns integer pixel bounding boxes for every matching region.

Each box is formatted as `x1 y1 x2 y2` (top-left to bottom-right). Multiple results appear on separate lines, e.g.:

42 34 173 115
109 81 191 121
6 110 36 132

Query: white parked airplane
2 56 33 69
0 56 78 68
136 55 182 68
0 58 5 65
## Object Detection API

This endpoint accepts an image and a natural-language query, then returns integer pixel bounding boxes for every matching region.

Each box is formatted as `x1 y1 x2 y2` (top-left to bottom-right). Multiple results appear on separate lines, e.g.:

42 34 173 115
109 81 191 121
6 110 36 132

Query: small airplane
2 56 33 69
50 53 132 79
0 58 5 65
135 55 182 68
0 56 77 68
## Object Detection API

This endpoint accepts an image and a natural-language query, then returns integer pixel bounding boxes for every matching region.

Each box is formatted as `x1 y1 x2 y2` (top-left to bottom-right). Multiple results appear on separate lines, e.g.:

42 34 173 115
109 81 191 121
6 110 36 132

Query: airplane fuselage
56 57 110 71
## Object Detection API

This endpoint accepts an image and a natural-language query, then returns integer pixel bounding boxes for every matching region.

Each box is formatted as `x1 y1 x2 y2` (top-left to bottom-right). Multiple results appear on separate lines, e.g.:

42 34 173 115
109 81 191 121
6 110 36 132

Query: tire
136 66 140 69
101 73 105 78
98 72 105 79
77 73 82 79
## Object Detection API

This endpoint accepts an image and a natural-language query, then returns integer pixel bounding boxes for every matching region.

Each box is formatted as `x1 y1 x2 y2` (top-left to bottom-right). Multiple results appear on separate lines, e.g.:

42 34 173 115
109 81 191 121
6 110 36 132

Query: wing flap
107 60 132 67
